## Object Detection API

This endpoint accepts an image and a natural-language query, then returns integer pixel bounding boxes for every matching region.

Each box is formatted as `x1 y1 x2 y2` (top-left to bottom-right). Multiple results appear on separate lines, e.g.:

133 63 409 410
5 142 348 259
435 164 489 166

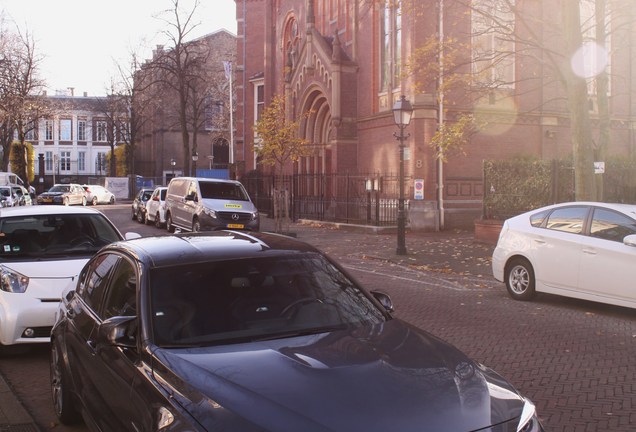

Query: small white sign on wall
594 161 605 174
414 179 424 200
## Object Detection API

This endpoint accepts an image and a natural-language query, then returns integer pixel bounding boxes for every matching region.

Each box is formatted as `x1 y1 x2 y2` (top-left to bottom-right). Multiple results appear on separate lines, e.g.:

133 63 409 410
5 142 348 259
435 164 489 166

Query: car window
149 253 385 347
78 254 120 312
544 206 588 234
529 209 550 227
0 214 122 257
160 189 167 200
199 182 249 201
102 259 137 319
590 208 636 242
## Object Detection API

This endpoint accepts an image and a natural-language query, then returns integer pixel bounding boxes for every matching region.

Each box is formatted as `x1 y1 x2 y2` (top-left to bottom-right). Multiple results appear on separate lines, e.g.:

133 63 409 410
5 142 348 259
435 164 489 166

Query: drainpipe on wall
437 0 445 230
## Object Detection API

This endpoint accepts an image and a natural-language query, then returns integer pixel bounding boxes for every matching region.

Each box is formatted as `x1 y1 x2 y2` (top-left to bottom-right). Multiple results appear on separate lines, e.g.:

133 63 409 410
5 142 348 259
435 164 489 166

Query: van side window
187 182 198 200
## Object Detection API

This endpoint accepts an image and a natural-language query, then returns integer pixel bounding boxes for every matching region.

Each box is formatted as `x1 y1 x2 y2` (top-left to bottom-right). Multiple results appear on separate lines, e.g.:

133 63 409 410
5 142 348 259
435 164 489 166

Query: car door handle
582 248 597 255
533 239 546 245
86 340 97 353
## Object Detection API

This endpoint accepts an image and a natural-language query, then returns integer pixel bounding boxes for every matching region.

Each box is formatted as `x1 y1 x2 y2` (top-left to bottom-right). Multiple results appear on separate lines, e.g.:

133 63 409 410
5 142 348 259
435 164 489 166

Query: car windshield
150 253 386 347
49 185 70 193
0 214 122 258
0 189 10 197
199 182 249 201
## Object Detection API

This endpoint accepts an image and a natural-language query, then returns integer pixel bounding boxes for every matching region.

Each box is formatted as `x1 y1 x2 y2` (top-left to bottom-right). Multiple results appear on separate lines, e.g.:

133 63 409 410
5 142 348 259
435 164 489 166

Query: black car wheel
109 196 115 204
92 196 98 206
137 210 146 224
131 208 137 220
155 212 163 229
192 218 201 232
505 257 536 301
50 340 82 425
166 213 175 233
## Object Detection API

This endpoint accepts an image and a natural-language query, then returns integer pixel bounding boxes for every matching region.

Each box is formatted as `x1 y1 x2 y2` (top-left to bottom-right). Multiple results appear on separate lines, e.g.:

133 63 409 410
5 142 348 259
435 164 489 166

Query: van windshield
199 182 249 201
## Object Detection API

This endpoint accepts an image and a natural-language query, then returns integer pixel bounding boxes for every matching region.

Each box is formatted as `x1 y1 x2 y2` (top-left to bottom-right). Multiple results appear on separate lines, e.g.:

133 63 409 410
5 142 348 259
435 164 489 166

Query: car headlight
202 207 217 218
0 265 29 293
518 398 542 432
252 211 259 221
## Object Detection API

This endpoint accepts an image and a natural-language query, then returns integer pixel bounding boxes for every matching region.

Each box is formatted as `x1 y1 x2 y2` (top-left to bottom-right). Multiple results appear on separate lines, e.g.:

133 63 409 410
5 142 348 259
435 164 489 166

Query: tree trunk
563 0 595 201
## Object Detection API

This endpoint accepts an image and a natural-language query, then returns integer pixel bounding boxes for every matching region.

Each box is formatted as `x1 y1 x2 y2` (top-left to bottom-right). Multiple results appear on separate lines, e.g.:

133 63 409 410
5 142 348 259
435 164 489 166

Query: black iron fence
242 172 409 226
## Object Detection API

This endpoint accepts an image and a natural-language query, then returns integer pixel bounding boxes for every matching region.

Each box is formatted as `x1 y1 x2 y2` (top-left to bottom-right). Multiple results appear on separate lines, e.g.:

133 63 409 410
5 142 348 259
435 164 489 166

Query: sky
0 0 237 96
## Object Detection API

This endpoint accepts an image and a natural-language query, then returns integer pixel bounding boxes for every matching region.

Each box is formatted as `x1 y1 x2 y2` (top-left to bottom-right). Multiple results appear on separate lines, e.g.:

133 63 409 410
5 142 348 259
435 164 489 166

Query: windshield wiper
250 325 348 342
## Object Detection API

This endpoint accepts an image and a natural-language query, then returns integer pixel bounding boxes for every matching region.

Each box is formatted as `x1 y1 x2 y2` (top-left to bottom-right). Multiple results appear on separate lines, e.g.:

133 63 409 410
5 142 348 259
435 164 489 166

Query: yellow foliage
253 94 312 175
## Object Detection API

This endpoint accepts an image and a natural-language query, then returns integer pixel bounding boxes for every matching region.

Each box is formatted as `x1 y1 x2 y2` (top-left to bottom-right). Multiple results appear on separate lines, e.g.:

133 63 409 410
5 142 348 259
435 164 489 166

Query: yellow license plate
227 224 244 229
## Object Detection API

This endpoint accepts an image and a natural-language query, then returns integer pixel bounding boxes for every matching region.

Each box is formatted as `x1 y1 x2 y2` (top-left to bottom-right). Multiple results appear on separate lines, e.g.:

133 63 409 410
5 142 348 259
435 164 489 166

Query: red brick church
232 0 636 229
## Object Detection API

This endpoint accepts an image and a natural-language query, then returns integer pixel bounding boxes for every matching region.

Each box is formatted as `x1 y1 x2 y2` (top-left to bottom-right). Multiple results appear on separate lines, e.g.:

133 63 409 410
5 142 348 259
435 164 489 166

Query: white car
0 206 139 346
492 201 636 309
82 185 115 206
144 187 168 228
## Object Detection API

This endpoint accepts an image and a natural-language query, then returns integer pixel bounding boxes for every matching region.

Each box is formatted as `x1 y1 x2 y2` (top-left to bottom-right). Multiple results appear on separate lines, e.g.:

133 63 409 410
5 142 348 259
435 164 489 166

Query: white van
164 177 260 232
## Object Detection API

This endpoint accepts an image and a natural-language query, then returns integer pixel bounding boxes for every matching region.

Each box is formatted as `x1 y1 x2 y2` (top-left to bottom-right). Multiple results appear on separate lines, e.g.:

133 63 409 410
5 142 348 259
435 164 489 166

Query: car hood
151 320 525 432
4 259 88 278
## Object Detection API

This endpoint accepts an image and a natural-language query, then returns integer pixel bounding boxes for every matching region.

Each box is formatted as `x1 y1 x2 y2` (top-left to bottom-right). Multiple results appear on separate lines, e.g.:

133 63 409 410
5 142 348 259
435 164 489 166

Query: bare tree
402 0 629 201
147 0 207 176
0 18 48 188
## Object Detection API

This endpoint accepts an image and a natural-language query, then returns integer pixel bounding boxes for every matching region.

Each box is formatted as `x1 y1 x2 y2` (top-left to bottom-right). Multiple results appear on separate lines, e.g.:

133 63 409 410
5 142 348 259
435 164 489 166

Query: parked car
11 185 32 206
492 201 636 309
82 185 115 206
51 231 543 431
165 177 259 232
131 188 154 224
37 184 87 206
0 205 139 347
0 185 31 207
145 187 167 228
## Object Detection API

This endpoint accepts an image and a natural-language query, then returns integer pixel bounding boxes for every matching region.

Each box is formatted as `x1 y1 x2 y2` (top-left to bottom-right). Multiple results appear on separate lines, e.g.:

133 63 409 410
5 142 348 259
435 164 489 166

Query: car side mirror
98 316 137 348
64 290 75 302
623 234 636 247
370 290 394 313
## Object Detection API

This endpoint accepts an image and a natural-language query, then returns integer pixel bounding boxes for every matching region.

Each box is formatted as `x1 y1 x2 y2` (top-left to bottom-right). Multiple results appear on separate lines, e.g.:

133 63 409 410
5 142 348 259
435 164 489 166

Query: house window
255 82 264 123
78 120 87 141
60 151 71 172
45 120 54 141
45 151 53 171
78 151 86 172
96 121 108 142
96 153 107 174
471 0 515 88
204 96 223 131
59 119 72 141
380 1 401 92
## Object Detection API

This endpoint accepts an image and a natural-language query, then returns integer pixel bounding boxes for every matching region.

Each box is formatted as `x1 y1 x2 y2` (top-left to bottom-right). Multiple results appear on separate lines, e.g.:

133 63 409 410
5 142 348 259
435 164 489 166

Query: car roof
172 176 241 185
0 205 103 217
517 201 636 219
103 231 321 268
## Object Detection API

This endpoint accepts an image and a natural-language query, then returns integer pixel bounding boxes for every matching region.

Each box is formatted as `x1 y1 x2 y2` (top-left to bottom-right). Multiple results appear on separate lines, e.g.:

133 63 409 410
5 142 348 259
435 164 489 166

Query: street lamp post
392 95 413 256
191 151 199 177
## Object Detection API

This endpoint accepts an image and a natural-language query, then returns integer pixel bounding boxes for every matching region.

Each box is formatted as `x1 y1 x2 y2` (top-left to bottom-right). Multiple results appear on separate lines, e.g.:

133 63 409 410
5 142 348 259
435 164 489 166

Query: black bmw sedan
50 231 544 432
